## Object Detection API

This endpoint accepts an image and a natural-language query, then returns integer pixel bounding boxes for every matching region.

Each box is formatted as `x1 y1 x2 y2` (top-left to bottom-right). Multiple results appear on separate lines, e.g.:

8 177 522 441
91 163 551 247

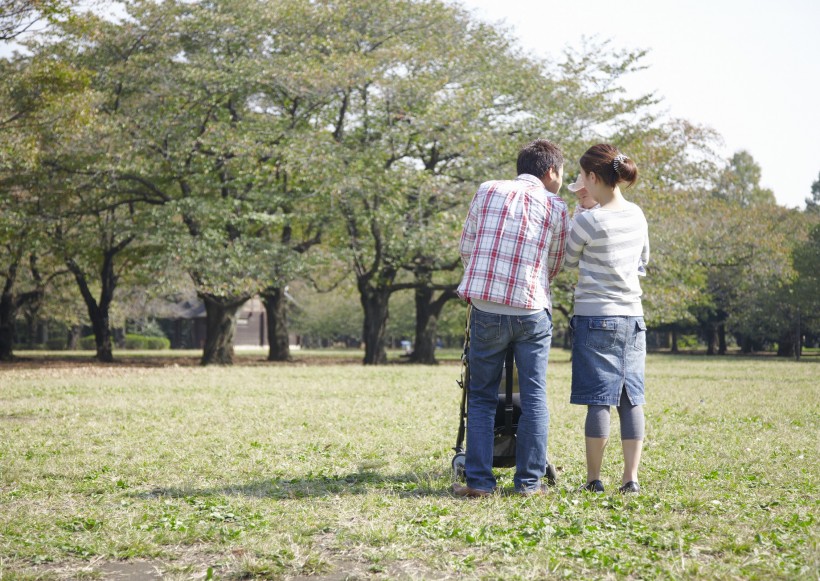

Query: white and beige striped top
564 202 650 317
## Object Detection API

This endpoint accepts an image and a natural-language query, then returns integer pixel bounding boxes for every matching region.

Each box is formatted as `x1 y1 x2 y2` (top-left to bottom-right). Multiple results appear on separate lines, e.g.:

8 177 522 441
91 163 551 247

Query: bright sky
4 1 818 207
459 0 820 209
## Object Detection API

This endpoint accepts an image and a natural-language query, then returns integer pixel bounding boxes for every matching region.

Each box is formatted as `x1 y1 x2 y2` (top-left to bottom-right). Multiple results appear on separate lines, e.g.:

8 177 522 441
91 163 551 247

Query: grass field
0 350 817 580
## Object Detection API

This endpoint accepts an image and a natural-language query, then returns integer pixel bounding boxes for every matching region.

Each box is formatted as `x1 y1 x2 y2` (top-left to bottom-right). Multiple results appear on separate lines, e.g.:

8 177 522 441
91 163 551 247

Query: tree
713 150 776 207
682 150 791 354
520 41 726 350
0 0 72 41
308 0 530 364
0 52 90 360
695 203 802 355
39 0 336 364
13 22 176 362
320 5 670 364
806 172 820 214
45 186 161 362
789 222 820 358
0 191 46 360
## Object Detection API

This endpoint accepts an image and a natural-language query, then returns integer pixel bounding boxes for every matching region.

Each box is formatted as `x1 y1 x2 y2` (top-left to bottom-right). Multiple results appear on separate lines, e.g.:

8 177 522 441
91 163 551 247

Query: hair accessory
613 154 628 175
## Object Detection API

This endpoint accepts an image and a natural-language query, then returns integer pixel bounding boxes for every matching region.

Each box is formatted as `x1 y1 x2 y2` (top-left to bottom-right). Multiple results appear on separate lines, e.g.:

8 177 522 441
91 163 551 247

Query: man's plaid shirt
457 174 570 312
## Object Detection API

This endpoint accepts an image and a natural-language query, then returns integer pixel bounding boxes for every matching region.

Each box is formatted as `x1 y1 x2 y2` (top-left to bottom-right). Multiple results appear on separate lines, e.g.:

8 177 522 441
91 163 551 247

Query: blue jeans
465 307 552 493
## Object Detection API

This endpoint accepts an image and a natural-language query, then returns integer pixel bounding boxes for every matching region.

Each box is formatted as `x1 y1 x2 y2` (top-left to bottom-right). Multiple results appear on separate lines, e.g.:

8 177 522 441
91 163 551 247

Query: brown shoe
518 483 550 497
452 482 494 498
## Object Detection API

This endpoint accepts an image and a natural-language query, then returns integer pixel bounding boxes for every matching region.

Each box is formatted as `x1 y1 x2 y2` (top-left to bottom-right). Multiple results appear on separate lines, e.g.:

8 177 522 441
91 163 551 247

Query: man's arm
546 199 570 281
459 190 480 267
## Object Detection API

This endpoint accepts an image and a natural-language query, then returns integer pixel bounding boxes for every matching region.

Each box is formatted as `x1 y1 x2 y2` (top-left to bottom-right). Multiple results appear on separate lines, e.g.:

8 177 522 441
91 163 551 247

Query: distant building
160 297 275 349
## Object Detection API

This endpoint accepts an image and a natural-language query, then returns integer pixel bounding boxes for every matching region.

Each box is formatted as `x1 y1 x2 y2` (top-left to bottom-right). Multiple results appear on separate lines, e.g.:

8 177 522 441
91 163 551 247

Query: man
454 139 570 497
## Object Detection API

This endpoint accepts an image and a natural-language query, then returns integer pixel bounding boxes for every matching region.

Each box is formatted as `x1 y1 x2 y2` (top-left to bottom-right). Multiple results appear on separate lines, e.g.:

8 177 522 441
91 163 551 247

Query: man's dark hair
516 139 564 178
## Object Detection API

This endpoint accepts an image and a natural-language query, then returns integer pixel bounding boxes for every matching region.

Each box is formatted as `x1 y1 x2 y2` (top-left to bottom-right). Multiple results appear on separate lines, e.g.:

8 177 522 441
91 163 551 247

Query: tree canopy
1 0 817 363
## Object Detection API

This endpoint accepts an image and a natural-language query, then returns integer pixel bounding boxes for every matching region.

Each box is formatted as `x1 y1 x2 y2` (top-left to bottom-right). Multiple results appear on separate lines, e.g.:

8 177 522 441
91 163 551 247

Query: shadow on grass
131 470 454 500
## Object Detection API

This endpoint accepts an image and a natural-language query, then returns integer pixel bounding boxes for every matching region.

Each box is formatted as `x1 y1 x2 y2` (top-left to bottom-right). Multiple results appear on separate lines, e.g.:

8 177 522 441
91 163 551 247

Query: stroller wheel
452 452 466 480
546 463 558 486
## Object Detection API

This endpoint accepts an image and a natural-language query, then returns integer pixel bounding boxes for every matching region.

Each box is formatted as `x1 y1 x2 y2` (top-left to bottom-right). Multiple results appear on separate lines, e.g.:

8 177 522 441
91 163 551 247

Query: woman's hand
575 188 597 209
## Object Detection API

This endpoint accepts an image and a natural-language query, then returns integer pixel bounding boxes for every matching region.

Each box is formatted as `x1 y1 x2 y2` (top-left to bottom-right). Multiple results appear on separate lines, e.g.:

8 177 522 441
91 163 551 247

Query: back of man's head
517 139 563 178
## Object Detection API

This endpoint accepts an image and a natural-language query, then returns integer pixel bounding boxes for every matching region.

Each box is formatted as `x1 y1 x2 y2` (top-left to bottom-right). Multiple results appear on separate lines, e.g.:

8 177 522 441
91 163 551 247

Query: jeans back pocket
519 310 549 338
473 310 502 342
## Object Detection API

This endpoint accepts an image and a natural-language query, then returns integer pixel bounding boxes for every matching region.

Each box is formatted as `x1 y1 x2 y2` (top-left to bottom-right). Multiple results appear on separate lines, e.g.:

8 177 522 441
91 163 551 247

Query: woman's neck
596 187 626 210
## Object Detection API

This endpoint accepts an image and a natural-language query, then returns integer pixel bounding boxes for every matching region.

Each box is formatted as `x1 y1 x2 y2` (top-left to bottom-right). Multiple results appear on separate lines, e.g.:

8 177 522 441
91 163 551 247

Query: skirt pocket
585 318 618 350
632 318 647 350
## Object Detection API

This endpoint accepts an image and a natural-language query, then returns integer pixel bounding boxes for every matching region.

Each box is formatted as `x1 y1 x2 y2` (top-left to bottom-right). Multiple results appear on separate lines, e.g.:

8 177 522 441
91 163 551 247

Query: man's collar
516 173 554 193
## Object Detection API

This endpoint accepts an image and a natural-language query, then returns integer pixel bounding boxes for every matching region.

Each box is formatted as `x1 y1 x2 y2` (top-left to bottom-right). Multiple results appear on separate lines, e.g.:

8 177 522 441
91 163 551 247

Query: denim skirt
570 315 647 406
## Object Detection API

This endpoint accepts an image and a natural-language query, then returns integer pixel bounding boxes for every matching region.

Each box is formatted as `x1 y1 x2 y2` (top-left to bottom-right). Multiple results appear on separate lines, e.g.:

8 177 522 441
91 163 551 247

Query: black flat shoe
619 481 640 494
579 479 604 493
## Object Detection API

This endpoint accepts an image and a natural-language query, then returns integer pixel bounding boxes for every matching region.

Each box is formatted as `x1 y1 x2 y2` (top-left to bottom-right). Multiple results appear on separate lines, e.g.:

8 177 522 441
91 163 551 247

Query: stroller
452 305 558 484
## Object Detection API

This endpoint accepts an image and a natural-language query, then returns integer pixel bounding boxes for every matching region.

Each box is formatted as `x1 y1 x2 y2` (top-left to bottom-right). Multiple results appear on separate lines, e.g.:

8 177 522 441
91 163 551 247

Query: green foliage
791 222 820 334
612 119 723 326
690 196 807 350
0 0 74 41
287 279 364 345
78 333 169 350
806 171 820 213
713 150 776 207
123 334 170 350
0 0 810 359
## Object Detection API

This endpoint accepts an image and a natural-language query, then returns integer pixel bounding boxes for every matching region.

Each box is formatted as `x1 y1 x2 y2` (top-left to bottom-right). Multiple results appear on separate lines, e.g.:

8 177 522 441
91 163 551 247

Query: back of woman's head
579 143 638 188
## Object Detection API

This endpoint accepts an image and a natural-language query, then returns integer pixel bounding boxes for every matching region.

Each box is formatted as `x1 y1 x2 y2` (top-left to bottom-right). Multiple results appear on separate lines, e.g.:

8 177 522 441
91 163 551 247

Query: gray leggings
585 388 645 440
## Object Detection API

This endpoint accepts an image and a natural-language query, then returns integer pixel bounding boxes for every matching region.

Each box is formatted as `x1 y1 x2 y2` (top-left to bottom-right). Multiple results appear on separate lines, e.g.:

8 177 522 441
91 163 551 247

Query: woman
564 143 649 494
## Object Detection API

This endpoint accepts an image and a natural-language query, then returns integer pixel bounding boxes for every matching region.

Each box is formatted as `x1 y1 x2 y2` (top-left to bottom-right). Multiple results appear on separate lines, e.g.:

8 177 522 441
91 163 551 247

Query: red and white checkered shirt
457 174 570 312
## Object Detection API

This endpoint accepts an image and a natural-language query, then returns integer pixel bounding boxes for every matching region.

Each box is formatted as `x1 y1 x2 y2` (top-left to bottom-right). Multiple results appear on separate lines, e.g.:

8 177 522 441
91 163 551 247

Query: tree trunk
704 323 717 355
411 285 437 364
67 256 117 363
200 293 247 365
262 287 291 362
0 258 20 362
1 252 47 360
717 323 727 355
68 325 81 350
671 329 679 353
360 285 390 365
0 290 15 362
409 285 457 365
776 330 795 358
90 309 114 363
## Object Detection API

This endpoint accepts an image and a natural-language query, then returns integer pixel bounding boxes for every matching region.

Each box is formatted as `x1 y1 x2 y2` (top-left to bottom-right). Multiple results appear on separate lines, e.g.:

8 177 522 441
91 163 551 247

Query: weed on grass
0 352 818 579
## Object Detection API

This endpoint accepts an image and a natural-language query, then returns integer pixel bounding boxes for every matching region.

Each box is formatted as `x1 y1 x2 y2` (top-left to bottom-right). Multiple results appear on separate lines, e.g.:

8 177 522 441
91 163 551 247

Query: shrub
124 334 170 350
46 338 67 351
78 334 170 350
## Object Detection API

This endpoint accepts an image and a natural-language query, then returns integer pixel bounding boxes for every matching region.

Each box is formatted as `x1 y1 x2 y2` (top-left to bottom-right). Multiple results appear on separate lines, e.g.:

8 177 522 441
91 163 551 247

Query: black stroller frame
452 305 557 484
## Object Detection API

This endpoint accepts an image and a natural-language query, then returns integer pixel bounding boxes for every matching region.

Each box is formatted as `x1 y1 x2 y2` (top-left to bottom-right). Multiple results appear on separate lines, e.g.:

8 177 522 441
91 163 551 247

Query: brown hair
579 143 638 188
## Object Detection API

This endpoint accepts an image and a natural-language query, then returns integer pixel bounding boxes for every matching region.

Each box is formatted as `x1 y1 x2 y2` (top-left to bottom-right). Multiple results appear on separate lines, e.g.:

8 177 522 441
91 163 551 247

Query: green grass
9 347 465 363
0 351 817 579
